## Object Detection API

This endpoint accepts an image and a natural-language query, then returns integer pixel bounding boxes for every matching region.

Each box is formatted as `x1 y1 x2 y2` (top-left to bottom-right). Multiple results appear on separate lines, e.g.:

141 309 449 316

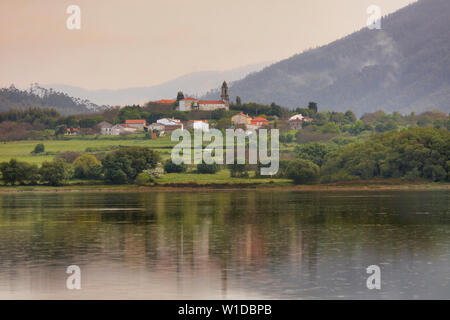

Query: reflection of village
103 191 317 298
0 191 446 298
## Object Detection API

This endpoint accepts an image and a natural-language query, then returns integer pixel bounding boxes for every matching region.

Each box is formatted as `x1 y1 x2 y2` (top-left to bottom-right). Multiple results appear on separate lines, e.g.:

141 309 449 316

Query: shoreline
0 182 448 193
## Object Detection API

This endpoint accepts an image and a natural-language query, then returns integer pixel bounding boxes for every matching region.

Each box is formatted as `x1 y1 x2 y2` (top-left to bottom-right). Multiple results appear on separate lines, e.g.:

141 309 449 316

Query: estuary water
0 190 448 299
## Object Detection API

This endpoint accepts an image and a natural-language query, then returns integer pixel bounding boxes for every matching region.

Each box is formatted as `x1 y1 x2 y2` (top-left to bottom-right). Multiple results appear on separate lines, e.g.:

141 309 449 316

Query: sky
0 0 417 90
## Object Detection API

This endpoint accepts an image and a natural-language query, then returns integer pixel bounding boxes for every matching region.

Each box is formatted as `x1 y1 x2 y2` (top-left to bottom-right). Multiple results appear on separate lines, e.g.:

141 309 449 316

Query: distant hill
0 85 108 115
45 62 271 106
210 0 450 116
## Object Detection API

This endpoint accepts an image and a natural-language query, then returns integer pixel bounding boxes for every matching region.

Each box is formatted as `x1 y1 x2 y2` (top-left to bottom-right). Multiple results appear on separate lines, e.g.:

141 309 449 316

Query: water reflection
0 190 448 299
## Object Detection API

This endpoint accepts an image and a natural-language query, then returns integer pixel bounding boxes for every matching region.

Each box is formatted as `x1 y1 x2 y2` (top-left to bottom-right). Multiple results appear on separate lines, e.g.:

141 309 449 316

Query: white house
157 118 184 130
289 114 305 121
192 120 209 132
98 121 113 135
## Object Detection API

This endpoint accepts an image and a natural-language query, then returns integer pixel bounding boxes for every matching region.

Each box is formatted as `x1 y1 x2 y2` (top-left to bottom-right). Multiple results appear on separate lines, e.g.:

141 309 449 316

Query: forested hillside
0 85 108 115
210 0 450 115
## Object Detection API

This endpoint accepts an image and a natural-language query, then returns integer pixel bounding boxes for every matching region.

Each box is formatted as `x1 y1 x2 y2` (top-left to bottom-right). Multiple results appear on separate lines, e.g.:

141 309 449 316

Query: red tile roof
120 124 134 128
198 100 225 104
181 97 197 101
234 113 252 118
251 117 269 125
252 116 268 121
154 99 175 104
125 119 146 124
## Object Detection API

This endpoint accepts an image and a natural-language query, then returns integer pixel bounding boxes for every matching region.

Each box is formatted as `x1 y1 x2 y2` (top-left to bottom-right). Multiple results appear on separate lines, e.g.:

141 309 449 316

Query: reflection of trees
0 190 448 295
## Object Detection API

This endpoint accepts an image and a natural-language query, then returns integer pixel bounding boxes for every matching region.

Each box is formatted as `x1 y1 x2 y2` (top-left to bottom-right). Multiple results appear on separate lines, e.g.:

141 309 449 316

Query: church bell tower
220 81 230 109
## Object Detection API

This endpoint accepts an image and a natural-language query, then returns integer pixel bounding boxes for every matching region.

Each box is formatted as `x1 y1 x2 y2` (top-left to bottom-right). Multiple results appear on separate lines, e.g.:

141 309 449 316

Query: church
177 81 230 111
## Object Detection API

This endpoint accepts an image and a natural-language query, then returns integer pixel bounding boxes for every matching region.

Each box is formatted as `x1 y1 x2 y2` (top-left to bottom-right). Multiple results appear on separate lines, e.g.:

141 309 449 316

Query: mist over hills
44 62 270 106
208 0 450 116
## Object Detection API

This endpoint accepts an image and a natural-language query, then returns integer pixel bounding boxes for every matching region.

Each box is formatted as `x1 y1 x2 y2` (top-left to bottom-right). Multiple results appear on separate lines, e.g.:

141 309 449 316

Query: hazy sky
0 0 417 90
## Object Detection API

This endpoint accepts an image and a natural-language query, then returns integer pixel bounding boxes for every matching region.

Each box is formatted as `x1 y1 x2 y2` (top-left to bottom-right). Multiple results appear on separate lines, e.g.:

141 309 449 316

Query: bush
135 172 151 185
164 160 187 173
32 143 45 154
286 159 320 184
39 159 72 186
102 147 160 184
106 169 128 184
229 163 249 178
0 159 39 185
141 165 164 182
73 154 102 179
197 162 221 174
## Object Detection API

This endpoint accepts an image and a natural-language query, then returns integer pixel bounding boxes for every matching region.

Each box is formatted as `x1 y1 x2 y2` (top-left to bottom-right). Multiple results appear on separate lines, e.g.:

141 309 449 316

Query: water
0 190 448 299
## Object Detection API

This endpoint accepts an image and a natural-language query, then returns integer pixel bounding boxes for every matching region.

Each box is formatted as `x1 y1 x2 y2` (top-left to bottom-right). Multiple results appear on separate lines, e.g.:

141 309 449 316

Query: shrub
197 162 221 174
135 172 151 185
102 147 160 184
73 154 102 179
39 159 72 186
229 163 249 178
286 159 320 184
32 143 45 154
142 165 164 182
164 160 187 173
106 169 128 184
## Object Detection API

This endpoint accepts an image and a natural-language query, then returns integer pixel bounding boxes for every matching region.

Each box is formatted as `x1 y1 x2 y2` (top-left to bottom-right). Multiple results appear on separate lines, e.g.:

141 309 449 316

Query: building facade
177 81 230 111
250 116 269 127
125 119 146 130
231 113 252 127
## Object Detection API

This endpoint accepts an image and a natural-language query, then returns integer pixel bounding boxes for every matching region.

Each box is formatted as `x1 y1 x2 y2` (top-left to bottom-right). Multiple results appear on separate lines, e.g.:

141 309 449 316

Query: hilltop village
95 81 313 137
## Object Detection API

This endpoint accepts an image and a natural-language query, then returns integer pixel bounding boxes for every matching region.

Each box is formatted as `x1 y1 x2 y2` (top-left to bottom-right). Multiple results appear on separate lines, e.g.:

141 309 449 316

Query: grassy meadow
0 134 292 187
0 134 177 165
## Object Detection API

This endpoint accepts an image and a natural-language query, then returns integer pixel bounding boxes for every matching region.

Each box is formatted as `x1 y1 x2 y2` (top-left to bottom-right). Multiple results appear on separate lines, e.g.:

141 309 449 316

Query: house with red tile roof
231 113 252 127
250 116 269 127
125 119 146 130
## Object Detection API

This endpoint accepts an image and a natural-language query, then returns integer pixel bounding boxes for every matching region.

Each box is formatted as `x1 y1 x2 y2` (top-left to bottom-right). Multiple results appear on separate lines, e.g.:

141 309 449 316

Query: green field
0 135 292 186
0 135 177 164
0 134 296 164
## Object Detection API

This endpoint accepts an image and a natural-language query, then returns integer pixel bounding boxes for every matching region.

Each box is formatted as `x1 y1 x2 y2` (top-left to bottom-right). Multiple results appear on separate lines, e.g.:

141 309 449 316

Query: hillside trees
286 159 320 184
321 128 449 182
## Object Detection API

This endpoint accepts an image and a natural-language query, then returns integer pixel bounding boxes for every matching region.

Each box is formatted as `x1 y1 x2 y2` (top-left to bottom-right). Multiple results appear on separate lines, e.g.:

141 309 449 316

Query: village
84 81 314 138
93 109 313 137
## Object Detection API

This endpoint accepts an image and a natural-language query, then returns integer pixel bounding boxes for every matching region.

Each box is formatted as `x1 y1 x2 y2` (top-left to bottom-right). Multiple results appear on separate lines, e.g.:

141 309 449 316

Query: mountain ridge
210 0 450 116
44 62 271 106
